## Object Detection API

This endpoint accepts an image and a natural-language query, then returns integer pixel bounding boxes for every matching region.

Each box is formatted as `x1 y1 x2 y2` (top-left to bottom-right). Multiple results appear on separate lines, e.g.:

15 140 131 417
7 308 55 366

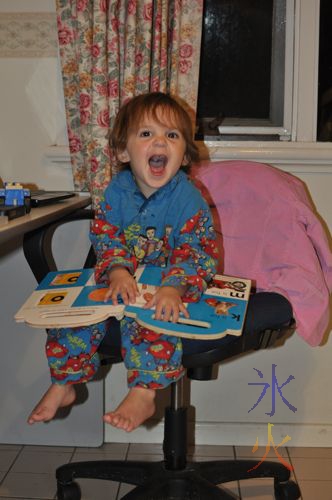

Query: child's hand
144 286 189 323
104 267 139 305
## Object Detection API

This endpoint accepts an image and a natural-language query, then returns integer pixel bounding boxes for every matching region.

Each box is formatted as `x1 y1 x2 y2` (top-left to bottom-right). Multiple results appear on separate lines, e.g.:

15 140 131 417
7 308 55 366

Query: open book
15 266 251 340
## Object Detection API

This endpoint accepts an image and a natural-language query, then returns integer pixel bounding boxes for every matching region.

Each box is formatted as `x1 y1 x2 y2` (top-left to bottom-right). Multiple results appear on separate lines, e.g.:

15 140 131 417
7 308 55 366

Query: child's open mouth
148 155 168 175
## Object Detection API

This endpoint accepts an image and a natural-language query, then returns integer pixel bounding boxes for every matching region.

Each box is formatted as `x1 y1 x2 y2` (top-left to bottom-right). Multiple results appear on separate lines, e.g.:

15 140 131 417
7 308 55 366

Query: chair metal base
56 383 301 500
56 458 300 499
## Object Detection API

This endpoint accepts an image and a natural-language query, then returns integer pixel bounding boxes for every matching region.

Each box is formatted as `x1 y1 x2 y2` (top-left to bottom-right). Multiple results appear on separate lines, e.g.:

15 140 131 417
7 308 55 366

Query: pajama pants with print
46 317 184 389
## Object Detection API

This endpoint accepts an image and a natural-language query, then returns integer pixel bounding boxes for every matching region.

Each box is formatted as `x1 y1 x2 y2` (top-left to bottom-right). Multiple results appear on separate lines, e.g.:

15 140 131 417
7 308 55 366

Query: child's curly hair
110 92 199 170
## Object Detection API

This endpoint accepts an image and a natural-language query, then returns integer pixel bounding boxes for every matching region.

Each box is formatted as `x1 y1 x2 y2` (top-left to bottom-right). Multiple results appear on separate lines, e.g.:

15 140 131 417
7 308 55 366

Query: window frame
292 0 320 142
216 0 294 141
197 0 332 170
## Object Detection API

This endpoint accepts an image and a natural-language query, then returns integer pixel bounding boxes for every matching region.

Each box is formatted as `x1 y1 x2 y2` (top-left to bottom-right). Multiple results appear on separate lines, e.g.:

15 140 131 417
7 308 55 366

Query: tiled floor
0 442 331 499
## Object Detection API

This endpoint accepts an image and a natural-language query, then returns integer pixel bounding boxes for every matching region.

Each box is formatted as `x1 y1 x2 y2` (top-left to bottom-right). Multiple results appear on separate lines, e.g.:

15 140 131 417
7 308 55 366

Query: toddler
28 92 218 432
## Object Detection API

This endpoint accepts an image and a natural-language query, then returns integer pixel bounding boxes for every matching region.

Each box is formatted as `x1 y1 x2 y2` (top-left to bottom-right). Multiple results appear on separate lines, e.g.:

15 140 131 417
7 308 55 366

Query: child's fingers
143 294 156 309
154 302 183 323
104 280 138 305
155 303 172 321
170 308 179 323
103 287 126 305
146 291 189 322
128 283 140 303
169 304 187 323
111 288 121 305
103 287 114 303
118 286 134 306
179 302 190 318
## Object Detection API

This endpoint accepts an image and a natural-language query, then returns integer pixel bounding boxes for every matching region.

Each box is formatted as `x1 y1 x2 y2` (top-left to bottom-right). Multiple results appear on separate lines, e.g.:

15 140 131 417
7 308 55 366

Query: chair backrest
191 160 332 347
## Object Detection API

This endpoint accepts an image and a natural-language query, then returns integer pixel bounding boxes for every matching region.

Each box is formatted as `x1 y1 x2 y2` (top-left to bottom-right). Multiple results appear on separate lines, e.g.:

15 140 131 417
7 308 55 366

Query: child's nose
153 135 167 146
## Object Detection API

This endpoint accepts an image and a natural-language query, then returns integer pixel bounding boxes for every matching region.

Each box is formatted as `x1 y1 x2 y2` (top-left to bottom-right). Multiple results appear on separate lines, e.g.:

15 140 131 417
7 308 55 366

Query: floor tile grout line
124 442 130 460
234 446 243 500
69 446 78 463
231 445 243 499
53 447 79 500
0 444 24 487
116 443 147 499
287 447 304 498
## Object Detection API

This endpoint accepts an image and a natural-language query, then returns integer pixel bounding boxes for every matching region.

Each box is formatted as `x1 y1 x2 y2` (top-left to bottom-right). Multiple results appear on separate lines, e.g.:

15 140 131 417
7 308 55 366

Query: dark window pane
317 0 332 142
197 0 273 122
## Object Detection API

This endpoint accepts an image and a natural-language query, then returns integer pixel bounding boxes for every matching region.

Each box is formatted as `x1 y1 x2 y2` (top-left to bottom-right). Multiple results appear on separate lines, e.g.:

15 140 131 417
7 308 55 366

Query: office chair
23 205 300 500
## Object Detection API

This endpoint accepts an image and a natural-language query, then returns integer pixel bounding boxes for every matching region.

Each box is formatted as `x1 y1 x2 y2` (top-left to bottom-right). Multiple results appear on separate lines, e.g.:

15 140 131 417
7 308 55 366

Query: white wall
0 1 71 190
0 2 104 446
1 1 331 448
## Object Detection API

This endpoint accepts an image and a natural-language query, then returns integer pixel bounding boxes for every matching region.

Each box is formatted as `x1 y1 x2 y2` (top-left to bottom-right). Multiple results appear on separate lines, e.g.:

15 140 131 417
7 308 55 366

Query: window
52 1 331 167
196 0 294 141
317 0 332 142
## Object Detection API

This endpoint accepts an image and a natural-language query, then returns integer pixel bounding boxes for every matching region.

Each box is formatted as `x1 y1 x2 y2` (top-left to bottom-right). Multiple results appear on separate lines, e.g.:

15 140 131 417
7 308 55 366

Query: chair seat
99 291 295 379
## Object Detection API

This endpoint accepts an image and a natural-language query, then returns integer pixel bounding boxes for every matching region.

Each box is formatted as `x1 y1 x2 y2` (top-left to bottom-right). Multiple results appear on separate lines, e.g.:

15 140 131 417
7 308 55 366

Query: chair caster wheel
274 479 301 499
57 481 81 500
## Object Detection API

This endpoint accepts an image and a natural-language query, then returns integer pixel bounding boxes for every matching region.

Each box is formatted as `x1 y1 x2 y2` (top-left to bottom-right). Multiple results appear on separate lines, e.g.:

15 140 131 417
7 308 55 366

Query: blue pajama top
90 169 219 301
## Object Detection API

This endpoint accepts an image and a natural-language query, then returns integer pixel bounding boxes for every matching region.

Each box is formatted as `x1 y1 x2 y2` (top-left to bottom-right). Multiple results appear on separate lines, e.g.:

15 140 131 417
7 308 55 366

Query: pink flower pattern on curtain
56 0 203 205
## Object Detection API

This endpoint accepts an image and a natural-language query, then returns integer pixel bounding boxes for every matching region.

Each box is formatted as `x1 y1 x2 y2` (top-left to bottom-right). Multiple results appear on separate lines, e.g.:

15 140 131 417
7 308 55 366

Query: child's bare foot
27 384 76 424
103 387 156 432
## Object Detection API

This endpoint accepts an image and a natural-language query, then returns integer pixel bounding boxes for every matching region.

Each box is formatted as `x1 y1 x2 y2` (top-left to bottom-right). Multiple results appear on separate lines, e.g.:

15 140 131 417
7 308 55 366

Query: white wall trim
199 141 332 174
201 141 332 164
45 143 332 175
105 420 332 447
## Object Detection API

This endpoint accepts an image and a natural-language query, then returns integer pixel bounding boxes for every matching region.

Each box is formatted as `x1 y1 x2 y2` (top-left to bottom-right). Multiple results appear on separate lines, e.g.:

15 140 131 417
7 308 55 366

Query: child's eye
167 131 180 139
139 130 151 137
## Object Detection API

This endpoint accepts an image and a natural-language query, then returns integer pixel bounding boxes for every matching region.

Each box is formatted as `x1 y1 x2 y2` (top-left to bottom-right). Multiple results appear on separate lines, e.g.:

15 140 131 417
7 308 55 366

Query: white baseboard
105 420 332 447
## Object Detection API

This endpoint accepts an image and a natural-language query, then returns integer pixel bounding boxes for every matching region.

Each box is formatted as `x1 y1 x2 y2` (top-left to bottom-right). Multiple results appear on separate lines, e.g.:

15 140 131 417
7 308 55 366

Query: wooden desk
0 194 91 245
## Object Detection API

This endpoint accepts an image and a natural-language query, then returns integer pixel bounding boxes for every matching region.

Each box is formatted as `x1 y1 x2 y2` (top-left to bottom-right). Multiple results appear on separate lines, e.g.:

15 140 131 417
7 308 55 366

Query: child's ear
117 149 130 163
182 154 190 166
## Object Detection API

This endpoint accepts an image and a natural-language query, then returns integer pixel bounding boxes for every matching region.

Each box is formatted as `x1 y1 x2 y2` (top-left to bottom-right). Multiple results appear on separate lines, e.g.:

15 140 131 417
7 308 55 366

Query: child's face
117 111 188 198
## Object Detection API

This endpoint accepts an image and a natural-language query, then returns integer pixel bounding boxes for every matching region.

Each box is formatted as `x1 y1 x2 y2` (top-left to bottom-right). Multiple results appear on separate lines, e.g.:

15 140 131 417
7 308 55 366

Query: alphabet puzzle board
15 266 251 339
15 268 124 328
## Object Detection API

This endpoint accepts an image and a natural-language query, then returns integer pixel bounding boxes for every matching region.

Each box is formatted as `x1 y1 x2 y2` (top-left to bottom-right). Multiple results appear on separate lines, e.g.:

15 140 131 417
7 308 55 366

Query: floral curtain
56 0 204 204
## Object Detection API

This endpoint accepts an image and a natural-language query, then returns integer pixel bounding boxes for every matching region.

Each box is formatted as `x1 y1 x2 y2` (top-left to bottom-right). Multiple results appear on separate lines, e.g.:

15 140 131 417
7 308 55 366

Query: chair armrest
257 318 296 349
23 208 95 284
